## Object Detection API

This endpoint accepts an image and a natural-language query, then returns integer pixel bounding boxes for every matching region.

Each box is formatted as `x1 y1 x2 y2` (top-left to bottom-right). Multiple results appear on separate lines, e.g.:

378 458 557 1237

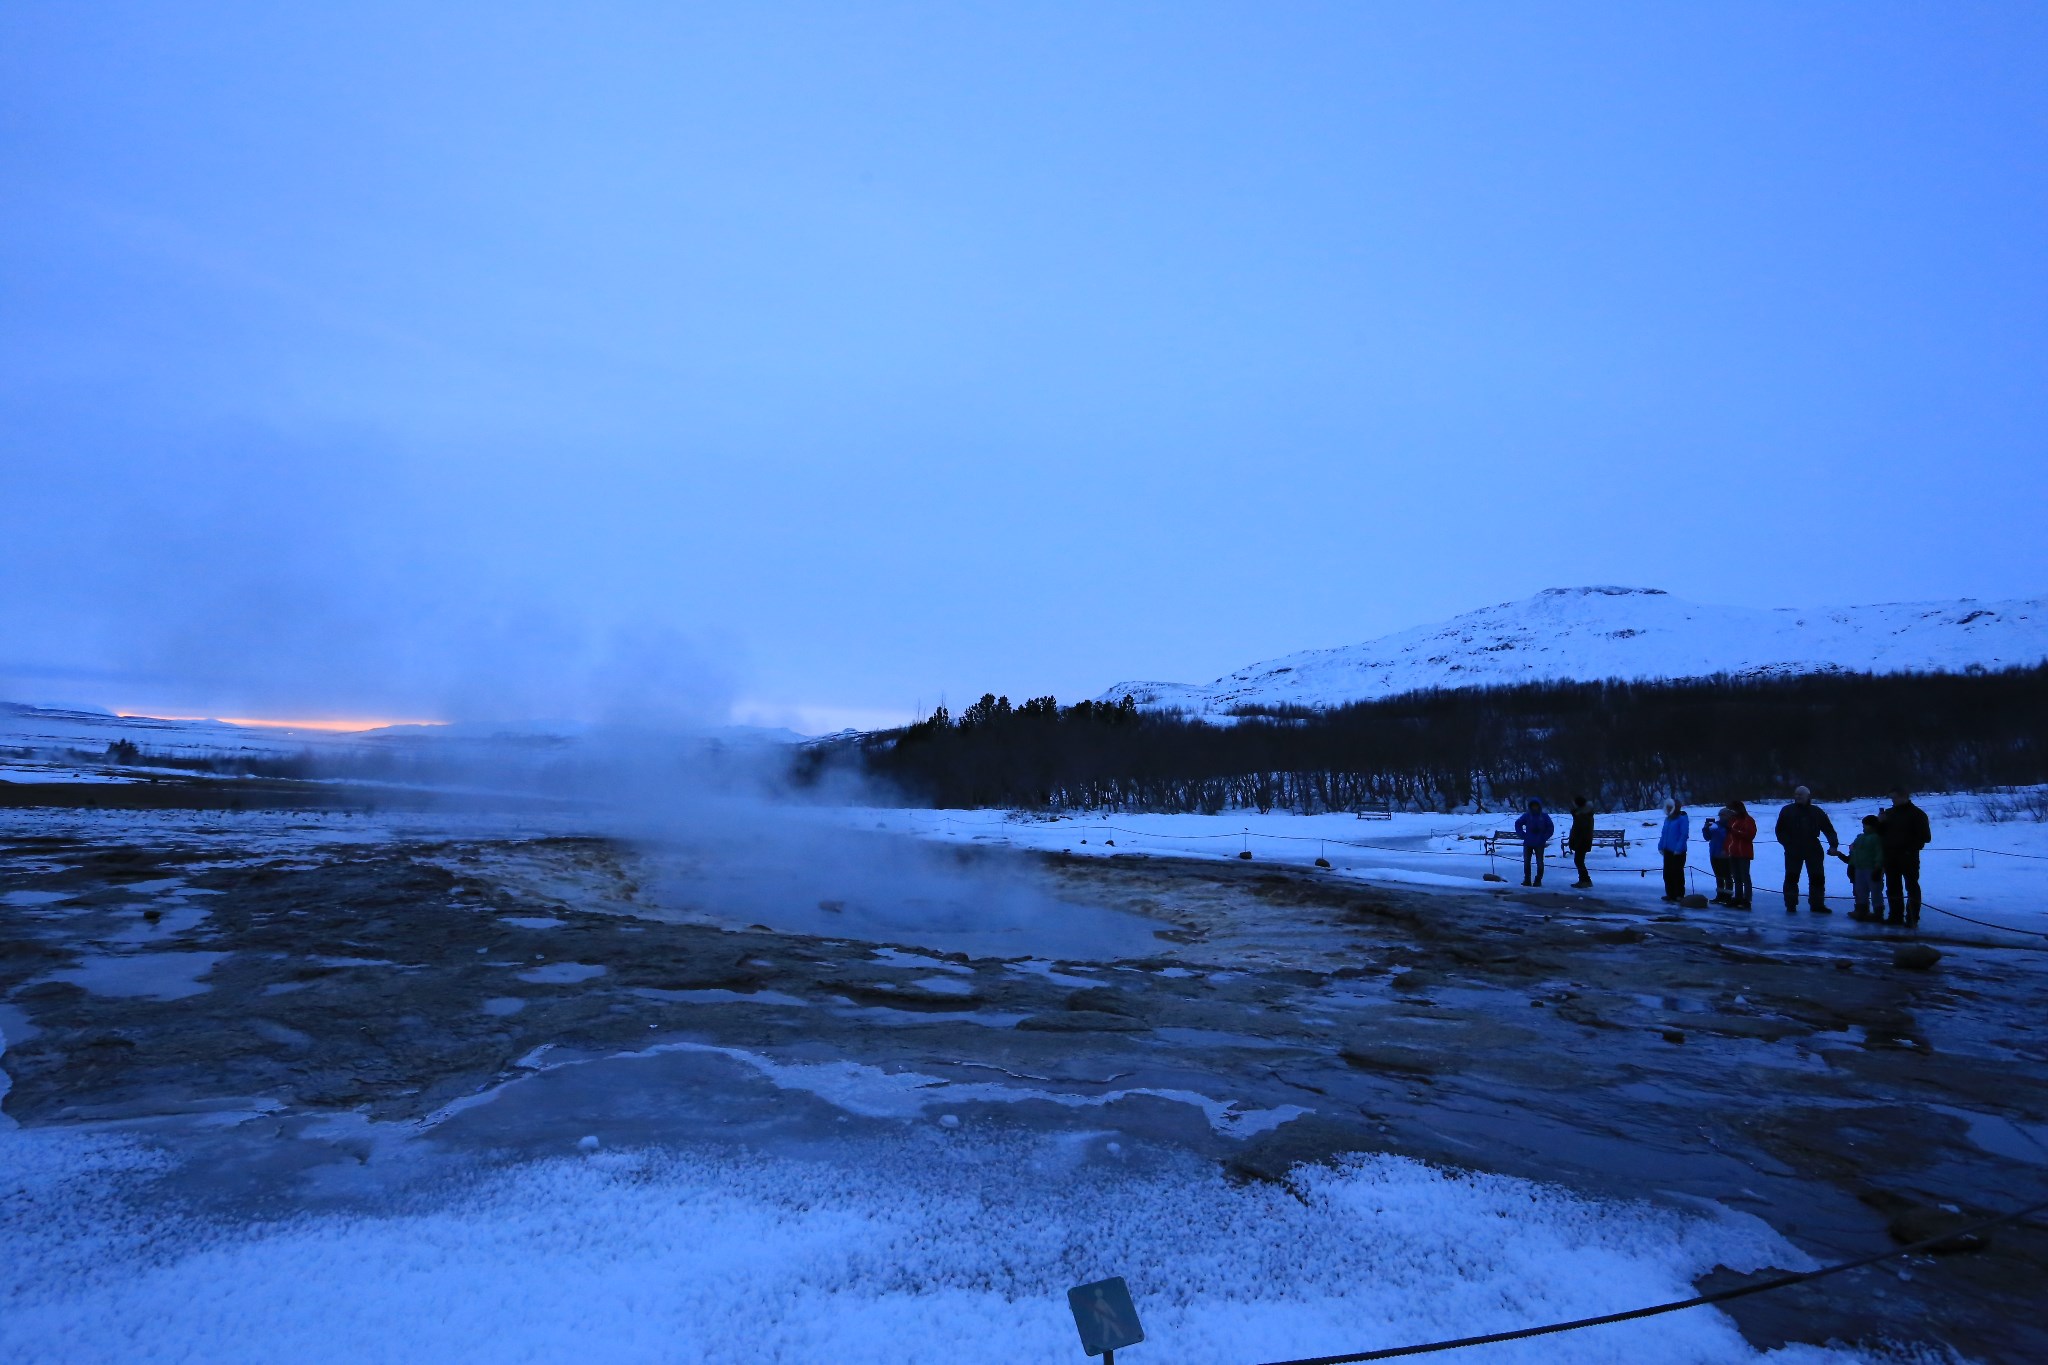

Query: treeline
802 665 2048 813
94 739 325 780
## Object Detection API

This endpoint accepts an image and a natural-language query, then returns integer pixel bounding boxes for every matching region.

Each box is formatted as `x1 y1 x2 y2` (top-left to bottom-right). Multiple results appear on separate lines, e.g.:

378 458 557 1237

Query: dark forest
800 666 2048 814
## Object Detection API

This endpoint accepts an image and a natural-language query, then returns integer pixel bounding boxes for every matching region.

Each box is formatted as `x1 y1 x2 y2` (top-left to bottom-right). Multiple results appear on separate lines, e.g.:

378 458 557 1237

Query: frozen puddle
46 951 229 1001
0 1125 1841 1365
1 890 72 908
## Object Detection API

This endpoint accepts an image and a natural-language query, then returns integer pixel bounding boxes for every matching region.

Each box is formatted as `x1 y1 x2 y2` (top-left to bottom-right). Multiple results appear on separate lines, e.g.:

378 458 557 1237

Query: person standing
1879 788 1932 927
1841 815 1887 920
1515 799 1555 887
1567 794 1596 888
1657 799 1690 903
1775 785 1839 913
1654 802 1687 908
1724 800 1757 909
1704 808 1732 904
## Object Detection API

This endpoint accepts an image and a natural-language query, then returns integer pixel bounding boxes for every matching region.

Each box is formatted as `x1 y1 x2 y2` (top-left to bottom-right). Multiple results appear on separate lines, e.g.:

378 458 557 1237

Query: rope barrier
919 811 2048 939
1255 1196 2048 1365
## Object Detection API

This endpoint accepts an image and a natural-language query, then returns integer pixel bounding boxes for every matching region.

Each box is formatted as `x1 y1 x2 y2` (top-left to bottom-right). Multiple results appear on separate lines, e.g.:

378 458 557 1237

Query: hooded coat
1568 801 1595 853
1657 808 1690 855
1514 806 1555 850
1724 809 1758 860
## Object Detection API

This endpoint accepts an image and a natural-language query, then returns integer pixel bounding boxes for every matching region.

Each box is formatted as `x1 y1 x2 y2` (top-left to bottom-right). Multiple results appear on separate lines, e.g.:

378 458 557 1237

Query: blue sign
1067 1276 1144 1357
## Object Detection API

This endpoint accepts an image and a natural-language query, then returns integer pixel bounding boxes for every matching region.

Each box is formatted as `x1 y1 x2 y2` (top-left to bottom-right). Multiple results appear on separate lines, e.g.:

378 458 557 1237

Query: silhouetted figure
1567 794 1595 888
1841 814 1886 920
1880 788 1932 927
1775 785 1839 913
1657 800 1689 902
1704 808 1732 903
1515 799 1554 887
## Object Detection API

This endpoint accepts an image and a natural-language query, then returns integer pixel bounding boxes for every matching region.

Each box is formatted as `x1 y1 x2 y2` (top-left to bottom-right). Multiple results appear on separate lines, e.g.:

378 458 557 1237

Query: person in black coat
1774 785 1839 913
1566 794 1595 888
1879 788 1932 927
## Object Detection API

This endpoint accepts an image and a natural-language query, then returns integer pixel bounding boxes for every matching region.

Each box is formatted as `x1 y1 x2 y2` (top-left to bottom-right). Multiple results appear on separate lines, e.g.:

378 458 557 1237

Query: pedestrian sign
1067 1276 1143 1358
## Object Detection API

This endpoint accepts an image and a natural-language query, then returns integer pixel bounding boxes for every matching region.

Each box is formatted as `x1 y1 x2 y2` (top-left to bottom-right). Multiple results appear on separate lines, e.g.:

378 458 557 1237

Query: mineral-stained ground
3 801 2045 1360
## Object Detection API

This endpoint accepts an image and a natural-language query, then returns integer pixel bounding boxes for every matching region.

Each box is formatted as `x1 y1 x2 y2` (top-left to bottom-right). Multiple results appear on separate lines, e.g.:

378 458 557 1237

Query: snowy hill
1100 587 2048 714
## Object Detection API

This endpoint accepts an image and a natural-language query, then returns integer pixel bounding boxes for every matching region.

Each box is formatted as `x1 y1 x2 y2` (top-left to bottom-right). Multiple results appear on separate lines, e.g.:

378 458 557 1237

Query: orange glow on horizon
116 712 447 734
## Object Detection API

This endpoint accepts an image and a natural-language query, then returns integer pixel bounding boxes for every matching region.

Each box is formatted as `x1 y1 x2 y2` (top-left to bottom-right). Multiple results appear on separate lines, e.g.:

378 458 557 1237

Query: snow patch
0 1126 1860 1364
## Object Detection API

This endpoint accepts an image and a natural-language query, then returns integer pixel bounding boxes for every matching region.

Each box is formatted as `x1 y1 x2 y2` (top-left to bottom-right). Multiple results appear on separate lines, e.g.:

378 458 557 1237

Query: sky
3 3 2044 732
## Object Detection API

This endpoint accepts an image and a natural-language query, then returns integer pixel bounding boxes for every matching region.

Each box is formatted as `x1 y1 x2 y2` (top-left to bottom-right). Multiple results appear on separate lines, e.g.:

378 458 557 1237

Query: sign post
1066 1276 1144 1363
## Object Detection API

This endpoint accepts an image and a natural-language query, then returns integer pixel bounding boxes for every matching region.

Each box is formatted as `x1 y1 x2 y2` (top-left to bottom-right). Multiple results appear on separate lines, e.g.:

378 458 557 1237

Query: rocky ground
3 805 2045 1361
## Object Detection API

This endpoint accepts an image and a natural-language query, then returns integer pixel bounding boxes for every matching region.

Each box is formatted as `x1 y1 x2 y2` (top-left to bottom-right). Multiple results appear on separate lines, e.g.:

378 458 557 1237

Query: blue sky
4 3 2044 730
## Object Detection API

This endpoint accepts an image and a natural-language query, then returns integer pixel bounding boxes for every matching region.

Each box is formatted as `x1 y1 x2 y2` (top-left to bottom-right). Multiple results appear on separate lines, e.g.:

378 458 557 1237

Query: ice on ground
514 962 607 985
0 1124 1866 1365
45 951 230 1001
2 890 72 907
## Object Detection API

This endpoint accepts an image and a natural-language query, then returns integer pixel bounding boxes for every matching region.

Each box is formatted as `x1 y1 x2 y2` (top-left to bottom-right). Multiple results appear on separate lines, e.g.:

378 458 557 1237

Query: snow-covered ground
862 792 2048 940
2 1122 1869 1365
1102 586 2048 713
2 795 2037 1359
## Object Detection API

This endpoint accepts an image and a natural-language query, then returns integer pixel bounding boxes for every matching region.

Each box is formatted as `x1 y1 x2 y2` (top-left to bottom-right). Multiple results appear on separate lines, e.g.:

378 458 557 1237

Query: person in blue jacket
1514 799 1555 887
1658 799 1690 903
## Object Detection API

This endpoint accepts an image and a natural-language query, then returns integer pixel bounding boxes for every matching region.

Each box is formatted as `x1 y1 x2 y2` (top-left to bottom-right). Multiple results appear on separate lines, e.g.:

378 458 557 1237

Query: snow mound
1103 587 2048 712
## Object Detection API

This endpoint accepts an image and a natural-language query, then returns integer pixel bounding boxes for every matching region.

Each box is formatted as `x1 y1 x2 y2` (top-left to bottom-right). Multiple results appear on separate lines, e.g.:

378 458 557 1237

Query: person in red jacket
1722 800 1758 910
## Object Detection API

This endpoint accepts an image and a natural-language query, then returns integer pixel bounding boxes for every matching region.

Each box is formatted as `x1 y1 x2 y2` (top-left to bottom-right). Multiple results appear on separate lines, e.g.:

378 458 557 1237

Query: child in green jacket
1840 815 1886 920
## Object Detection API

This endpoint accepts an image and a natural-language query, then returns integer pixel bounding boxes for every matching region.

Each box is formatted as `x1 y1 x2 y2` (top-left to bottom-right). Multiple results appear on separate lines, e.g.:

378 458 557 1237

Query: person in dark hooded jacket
1514 800 1555 887
1774 785 1839 913
1879 788 1932 927
1567 794 1595 888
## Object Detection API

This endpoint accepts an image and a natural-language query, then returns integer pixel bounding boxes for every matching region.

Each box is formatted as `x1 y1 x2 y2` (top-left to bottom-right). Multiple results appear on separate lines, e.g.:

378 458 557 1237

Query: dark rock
1339 1043 1442 1078
1483 872 1507 883
1661 1028 1686 1044
1892 944 1941 971
1884 1203 1982 1260
1681 893 1710 909
834 981 986 1011
1065 987 1144 1017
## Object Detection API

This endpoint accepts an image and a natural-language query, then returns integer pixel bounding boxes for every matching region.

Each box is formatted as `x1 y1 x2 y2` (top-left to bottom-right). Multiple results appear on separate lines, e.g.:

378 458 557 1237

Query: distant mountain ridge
1099 586 2048 714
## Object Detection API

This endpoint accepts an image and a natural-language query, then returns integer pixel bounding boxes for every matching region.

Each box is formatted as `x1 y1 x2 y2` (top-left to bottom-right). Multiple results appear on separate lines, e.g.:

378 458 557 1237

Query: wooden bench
1353 800 1393 821
1482 827 1629 857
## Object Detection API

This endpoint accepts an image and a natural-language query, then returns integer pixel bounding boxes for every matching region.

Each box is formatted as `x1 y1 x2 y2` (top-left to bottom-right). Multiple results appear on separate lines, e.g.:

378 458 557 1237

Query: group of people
1511 787 1934 926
